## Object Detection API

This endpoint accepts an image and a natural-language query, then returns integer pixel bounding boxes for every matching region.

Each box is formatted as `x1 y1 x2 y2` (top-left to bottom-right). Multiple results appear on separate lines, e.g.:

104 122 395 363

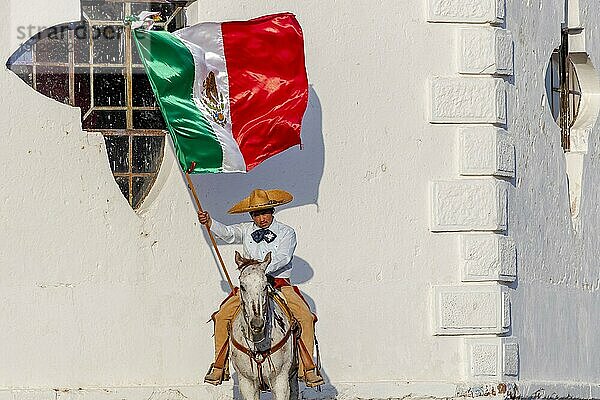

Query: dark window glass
132 70 157 107
132 136 163 173
115 176 130 199
167 19 181 32
82 2 124 21
92 25 124 64
35 29 69 63
8 46 32 65
73 24 90 64
83 110 127 129
37 66 69 103
105 135 130 172
131 40 143 65
133 110 166 129
132 176 153 209
93 67 126 106
11 65 33 86
74 68 91 114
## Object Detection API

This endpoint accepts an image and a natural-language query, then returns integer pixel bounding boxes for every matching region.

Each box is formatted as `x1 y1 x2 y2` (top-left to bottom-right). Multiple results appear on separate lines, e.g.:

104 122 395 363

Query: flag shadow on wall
193 86 324 223
195 84 323 299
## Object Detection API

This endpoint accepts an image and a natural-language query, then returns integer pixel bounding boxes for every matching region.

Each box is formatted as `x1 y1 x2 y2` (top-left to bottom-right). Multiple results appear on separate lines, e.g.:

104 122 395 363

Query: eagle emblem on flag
132 12 307 173
201 71 227 127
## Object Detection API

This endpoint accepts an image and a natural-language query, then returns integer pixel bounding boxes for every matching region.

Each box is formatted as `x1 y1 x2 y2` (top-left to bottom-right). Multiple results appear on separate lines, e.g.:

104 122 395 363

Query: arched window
7 0 195 209
545 28 582 152
544 23 600 221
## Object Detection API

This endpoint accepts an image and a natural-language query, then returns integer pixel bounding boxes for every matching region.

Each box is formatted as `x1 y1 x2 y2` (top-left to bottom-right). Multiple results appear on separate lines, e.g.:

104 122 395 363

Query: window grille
547 28 582 152
7 0 194 208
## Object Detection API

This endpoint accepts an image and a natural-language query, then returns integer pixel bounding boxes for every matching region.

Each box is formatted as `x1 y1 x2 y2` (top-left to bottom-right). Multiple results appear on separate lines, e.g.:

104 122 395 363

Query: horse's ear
235 251 244 268
263 252 272 267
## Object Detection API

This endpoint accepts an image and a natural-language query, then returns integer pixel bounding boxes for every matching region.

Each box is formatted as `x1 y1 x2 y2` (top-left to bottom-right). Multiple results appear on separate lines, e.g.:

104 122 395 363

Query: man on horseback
198 188 325 388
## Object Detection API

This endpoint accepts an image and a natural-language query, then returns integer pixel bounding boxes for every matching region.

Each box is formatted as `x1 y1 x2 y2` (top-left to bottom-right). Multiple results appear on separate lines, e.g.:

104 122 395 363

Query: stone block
502 290 511 328
429 77 506 124
460 234 516 282
459 126 515 177
430 178 508 232
458 28 513 75
503 341 519 376
427 0 505 24
432 284 510 335
464 337 519 380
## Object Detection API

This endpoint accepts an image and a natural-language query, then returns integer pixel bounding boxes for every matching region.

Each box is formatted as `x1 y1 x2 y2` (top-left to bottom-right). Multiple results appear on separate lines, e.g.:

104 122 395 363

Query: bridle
231 286 299 388
239 286 270 344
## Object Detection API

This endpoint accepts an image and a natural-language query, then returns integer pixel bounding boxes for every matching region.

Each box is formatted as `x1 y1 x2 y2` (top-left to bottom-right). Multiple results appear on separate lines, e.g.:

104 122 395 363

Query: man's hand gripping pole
185 161 234 292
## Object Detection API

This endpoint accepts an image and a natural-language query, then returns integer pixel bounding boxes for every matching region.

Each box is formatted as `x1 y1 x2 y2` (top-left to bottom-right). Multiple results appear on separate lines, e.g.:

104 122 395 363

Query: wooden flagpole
186 162 234 292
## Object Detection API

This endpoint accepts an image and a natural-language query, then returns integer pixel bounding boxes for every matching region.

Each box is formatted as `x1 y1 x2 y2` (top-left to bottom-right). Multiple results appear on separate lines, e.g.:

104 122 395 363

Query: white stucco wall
1 0 225 389
2 0 600 398
507 0 600 386
0 0 463 392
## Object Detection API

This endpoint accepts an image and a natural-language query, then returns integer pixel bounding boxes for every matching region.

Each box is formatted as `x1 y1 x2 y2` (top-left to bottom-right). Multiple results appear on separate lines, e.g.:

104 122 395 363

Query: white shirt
210 218 297 279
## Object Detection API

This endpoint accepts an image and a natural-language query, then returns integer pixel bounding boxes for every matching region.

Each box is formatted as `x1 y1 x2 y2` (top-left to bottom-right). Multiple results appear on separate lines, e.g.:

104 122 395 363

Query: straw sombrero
228 189 293 214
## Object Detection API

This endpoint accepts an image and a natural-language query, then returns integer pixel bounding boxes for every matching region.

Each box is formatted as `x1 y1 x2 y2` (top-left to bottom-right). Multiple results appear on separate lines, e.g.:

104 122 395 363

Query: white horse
230 251 299 400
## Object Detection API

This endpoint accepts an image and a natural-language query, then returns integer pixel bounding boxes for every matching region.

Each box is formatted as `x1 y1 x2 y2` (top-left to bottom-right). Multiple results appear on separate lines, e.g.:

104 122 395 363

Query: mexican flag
133 13 309 173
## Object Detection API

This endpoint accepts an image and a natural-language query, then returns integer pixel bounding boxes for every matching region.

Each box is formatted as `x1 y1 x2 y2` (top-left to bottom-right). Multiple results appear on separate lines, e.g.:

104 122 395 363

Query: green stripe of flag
133 29 223 173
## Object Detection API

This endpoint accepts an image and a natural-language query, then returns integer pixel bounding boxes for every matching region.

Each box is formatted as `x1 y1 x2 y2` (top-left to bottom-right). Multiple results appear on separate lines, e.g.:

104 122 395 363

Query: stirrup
204 363 229 386
303 368 324 388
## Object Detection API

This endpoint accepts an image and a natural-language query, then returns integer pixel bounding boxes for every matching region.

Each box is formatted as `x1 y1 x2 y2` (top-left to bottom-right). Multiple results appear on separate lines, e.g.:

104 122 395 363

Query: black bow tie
251 228 277 243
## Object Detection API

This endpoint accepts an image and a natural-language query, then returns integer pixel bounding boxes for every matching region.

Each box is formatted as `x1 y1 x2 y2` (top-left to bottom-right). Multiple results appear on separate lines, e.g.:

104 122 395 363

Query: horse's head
236 251 272 342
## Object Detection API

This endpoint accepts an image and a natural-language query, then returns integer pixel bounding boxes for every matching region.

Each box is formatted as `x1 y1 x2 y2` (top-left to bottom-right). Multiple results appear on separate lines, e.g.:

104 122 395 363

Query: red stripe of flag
222 13 308 171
